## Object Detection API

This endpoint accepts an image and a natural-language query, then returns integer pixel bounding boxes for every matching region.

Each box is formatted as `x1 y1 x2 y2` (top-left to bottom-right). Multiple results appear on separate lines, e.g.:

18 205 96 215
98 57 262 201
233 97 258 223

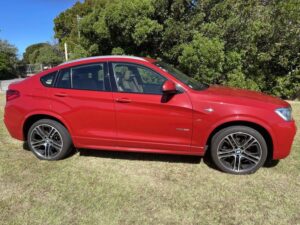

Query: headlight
275 107 292 121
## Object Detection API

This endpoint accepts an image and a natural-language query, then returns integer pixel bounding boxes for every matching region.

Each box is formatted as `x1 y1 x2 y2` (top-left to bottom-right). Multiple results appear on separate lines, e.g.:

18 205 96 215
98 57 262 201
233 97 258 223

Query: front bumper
272 120 297 159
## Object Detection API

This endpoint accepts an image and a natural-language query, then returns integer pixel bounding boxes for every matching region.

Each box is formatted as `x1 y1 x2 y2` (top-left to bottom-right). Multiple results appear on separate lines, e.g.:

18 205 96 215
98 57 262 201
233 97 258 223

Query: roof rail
60 55 147 66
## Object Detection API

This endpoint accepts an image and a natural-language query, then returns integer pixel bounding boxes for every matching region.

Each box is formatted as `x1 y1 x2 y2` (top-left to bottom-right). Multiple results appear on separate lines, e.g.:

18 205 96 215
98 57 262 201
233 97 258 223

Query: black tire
27 119 73 160
210 126 268 175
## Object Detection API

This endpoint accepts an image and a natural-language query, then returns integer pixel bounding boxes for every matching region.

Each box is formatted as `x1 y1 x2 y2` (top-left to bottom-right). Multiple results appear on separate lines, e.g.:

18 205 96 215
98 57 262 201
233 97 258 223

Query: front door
109 62 193 151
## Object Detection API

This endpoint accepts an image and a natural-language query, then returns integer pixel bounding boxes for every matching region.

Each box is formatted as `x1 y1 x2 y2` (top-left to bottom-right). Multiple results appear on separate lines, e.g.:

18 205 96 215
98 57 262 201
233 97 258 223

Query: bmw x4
4 56 297 174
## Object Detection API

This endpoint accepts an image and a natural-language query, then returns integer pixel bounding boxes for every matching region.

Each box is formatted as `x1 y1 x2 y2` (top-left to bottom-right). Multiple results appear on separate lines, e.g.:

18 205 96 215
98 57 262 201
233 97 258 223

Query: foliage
54 0 300 99
23 43 49 64
24 43 63 65
111 47 125 55
179 33 225 84
34 45 63 65
0 39 18 80
272 69 300 99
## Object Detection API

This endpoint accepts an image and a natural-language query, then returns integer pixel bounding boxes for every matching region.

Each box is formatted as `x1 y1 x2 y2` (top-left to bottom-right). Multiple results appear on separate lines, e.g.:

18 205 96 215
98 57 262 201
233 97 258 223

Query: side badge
176 128 190 132
204 108 214 113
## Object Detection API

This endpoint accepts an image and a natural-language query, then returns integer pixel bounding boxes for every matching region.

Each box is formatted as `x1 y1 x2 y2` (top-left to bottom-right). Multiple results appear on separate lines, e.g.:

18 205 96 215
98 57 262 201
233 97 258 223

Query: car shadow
22 142 280 169
263 159 280 168
79 148 202 164
201 151 280 170
22 142 30 151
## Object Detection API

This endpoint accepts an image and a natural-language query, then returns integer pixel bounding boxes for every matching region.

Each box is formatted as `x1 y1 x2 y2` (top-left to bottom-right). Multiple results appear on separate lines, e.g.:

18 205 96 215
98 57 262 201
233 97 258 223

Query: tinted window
112 63 166 94
56 64 106 91
40 71 57 87
56 69 71 89
72 64 105 91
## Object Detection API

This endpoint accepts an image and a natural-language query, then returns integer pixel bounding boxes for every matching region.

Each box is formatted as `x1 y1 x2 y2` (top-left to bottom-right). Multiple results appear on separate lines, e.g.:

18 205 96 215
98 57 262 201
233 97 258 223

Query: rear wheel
211 126 268 174
27 119 72 160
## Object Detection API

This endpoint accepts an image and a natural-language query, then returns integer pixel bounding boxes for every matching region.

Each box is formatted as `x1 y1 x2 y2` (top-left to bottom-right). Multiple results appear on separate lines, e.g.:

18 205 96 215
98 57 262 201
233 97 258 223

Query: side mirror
162 80 177 94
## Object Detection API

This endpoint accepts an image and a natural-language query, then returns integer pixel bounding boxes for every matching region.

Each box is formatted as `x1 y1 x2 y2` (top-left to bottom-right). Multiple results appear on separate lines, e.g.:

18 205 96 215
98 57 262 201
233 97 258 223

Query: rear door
48 62 117 148
109 62 193 152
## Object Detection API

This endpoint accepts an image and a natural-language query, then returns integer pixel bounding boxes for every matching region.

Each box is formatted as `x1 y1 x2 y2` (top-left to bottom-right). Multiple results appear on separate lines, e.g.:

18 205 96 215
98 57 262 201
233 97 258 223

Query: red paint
162 80 177 93
4 56 297 160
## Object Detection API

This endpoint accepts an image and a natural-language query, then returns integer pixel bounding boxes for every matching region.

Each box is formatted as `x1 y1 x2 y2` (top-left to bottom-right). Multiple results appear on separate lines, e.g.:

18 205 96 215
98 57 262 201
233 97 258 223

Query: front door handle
54 93 68 97
115 98 132 103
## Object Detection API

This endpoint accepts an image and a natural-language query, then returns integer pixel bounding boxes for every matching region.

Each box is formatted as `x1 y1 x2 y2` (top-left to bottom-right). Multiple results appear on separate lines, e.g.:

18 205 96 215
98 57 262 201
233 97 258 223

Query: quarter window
112 63 166 94
40 71 57 87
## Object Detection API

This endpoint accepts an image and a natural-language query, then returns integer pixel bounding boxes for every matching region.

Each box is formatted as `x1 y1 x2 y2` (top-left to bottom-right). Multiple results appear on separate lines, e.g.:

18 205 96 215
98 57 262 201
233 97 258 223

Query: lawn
0 94 299 225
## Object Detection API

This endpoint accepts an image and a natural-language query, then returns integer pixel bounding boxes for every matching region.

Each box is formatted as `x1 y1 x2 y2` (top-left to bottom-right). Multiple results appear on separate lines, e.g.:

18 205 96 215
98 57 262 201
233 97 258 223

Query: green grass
0 94 299 225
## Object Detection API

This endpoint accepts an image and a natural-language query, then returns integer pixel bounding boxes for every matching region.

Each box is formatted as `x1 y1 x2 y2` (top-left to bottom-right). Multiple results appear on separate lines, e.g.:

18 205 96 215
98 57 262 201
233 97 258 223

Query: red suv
4 56 296 174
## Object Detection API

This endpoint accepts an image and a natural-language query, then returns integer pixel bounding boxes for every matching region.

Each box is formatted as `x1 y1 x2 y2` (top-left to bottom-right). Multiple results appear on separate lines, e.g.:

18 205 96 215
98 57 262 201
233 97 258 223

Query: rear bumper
273 120 297 159
4 105 24 141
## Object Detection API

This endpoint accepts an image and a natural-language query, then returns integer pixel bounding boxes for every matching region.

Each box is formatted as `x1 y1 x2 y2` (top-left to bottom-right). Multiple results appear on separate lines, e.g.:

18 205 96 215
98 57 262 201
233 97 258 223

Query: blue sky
0 0 81 57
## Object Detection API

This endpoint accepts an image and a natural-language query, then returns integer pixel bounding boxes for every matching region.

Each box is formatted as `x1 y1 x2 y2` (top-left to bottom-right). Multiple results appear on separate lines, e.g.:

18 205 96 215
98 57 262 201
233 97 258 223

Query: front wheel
210 126 268 174
27 119 73 160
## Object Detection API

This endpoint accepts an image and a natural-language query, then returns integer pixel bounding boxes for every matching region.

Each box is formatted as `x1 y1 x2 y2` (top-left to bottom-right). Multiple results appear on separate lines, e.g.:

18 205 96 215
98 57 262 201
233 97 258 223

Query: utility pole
77 15 82 39
64 42 68 61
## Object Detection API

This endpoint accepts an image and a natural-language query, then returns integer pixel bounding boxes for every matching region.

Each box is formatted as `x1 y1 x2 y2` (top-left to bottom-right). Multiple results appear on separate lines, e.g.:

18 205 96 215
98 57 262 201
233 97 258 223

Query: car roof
59 55 154 66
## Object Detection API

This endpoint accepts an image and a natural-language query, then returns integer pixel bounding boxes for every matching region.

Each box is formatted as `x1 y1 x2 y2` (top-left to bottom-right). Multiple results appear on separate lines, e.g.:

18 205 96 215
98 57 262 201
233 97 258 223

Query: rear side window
40 71 57 87
56 64 106 91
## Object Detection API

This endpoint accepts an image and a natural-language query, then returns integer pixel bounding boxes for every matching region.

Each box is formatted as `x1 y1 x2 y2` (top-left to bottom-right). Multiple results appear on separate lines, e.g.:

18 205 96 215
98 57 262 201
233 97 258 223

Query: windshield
154 61 209 91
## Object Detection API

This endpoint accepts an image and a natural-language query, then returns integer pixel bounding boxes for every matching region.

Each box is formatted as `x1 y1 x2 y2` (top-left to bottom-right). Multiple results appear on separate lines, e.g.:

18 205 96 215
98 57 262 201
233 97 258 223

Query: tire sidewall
27 119 72 160
211 126 268 174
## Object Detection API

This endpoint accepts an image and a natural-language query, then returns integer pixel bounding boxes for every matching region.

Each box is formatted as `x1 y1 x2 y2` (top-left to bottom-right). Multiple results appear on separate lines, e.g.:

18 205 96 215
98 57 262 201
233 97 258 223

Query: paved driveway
0 78 24 93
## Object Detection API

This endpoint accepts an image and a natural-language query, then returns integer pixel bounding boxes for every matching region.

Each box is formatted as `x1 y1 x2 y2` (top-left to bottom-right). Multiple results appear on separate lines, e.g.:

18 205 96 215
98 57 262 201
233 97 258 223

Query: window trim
108 61 169 95
54 62 112 92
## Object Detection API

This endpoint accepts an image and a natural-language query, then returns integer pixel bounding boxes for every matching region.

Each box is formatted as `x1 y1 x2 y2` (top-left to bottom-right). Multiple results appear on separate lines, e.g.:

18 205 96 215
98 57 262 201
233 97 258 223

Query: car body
4 56 297 174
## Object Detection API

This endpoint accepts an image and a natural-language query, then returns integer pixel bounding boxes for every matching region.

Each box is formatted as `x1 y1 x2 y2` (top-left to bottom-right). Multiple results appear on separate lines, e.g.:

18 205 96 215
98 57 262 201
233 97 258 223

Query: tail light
6 90 20 101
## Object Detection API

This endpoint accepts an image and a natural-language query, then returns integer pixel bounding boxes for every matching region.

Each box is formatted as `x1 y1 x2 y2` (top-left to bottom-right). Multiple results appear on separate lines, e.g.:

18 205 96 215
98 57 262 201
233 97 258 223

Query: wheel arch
206 120 274 161
23 113 72 140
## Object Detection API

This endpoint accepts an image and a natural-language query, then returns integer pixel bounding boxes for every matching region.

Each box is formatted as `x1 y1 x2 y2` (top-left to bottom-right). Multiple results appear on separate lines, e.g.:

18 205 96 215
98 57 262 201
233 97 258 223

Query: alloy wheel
217 132 262 173
29 124 63 159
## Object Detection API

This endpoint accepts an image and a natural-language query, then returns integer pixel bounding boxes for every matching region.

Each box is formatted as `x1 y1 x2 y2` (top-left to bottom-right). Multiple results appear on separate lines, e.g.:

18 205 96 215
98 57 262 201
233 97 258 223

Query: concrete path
0 78 24 93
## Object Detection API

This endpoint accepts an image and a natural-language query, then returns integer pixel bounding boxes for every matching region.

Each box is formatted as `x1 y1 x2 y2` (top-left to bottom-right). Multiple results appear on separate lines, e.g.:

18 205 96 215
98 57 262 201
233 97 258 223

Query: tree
23 43 63 65
31 45 63 65
53 0 300 99
179 33 225 84
0 39 18 80
23 43 49 64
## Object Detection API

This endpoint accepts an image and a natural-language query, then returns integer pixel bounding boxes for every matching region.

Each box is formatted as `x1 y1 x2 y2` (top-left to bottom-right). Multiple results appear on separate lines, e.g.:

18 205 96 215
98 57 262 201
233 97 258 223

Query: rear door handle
115 98 132 103
54 93 68 97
